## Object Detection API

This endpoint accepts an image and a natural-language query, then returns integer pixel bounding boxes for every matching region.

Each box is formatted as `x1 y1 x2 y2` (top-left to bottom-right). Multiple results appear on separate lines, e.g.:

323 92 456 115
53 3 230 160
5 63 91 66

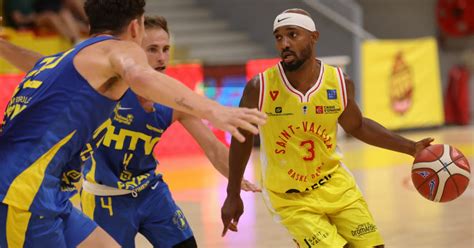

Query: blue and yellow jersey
83 90 173 192
0 36 118 216
258 61 348 193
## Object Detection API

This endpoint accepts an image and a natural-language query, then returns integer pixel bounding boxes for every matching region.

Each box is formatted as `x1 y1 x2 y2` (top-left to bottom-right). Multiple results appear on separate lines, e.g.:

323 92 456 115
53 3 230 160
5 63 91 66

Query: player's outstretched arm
221 76 260 237
109 42 266 142
174 111 261 192
110 42 266 142
0 38 43 72
338 75 433 157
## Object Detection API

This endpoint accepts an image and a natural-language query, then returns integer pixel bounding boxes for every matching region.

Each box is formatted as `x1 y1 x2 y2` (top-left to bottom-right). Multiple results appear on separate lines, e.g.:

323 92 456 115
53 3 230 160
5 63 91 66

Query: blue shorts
0 203 97 247
80 179 194 248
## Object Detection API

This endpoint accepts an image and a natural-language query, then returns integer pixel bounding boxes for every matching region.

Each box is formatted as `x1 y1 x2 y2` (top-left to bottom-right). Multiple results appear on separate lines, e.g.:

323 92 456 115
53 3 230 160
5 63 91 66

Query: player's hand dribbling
207 105 266 143
221 194 243 236
413 137 435 157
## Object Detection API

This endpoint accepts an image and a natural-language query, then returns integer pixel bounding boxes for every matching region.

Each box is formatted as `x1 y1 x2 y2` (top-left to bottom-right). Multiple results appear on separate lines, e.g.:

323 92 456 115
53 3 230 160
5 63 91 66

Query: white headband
273 13 317 32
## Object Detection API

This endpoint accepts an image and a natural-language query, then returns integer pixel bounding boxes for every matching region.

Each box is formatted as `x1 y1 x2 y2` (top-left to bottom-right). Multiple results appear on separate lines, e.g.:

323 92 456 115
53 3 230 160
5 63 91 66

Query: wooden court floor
132 125 474 248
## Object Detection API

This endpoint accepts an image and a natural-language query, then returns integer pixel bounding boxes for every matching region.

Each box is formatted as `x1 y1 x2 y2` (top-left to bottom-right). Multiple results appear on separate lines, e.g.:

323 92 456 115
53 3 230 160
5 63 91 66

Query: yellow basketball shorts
262 166 384 248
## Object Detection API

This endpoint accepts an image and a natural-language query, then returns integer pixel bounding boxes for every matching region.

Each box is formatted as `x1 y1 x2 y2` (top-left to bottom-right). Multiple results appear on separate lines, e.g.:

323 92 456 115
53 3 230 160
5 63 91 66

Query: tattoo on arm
175 97 194 111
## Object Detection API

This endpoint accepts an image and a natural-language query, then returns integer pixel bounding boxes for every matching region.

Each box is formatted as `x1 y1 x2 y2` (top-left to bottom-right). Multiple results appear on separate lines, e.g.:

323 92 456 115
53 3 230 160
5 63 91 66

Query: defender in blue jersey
0 35 119 248
0 16 260 248
0 0 266 247
80 17 260 248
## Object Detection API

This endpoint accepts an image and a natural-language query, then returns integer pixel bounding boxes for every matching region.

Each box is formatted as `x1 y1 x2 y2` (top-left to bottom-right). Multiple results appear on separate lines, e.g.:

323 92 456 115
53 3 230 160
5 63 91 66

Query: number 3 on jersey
300 140 315 161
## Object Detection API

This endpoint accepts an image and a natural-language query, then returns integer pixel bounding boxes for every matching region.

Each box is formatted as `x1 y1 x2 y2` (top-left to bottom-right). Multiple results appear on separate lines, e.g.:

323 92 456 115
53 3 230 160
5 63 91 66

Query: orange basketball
412 144 471 202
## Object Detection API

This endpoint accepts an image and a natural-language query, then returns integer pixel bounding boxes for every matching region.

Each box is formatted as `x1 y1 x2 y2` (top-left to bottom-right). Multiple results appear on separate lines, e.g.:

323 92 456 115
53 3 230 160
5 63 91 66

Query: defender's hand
221 194 244 237
241 179 261 192
207 106 266 143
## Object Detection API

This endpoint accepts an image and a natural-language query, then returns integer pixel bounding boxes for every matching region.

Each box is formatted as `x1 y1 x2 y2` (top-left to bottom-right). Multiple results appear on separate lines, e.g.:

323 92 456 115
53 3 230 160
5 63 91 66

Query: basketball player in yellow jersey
221 8 434 248
0 0 265 247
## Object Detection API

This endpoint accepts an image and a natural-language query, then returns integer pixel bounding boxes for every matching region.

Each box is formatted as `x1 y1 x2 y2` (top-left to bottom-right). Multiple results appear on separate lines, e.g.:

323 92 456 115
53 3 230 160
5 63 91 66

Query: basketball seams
449 144 465 162
412 144 471 202
451 156 471 173
440 176 460 201
414 144 443 163
412 168 438 190
424 173 439 201
454 169 471 178
414 148 452 201
426 145 443 159
440 145 470 175
412 161 444 171
451 174 471 197
412 166 467 202
441 157 470 176
435 167 453 201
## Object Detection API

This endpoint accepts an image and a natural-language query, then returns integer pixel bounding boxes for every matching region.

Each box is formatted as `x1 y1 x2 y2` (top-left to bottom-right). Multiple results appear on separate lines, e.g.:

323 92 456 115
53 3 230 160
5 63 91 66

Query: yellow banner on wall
362 37 444 130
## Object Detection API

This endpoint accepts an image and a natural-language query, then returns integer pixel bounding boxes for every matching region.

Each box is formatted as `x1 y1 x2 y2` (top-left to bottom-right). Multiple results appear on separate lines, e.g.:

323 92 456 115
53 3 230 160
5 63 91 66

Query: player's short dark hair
144 16 169 34
85 0 146 35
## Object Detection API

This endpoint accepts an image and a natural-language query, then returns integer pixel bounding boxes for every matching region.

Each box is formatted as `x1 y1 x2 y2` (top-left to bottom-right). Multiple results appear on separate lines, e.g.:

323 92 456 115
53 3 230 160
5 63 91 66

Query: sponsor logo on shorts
150 181 160 190
285 173 332 194
173 210 188 231
61 169 82 192
302 231 329 247
351 223 377 237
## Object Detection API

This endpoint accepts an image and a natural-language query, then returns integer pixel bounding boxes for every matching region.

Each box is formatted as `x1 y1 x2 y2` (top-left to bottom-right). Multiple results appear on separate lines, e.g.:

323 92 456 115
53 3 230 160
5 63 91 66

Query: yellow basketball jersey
259 61 347 193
